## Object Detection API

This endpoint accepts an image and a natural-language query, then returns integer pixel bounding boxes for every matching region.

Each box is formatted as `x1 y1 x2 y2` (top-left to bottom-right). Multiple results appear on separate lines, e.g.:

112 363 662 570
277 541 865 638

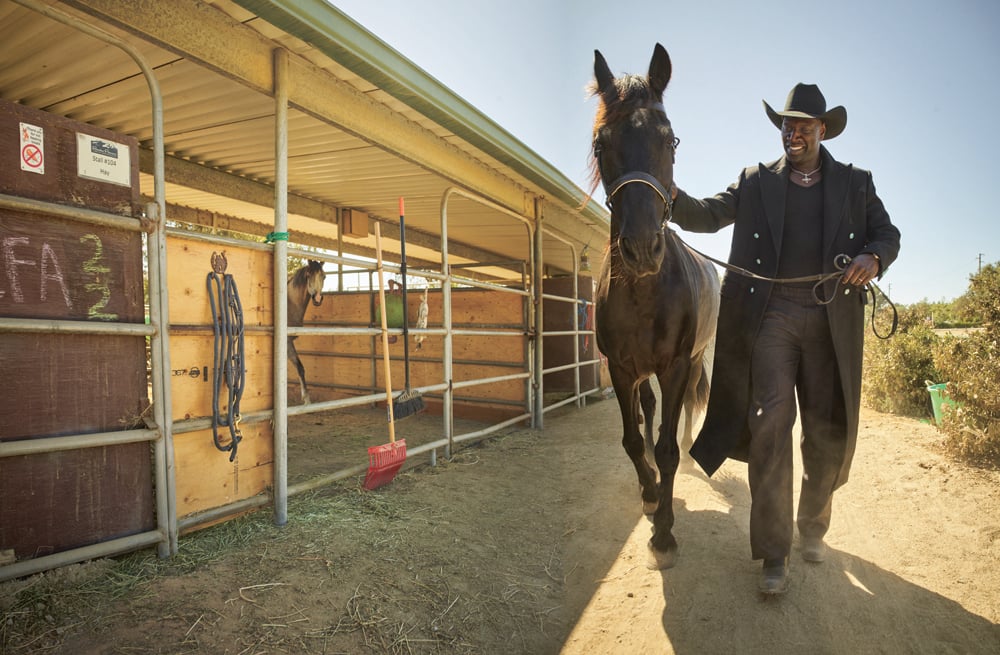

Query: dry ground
2 398 999 654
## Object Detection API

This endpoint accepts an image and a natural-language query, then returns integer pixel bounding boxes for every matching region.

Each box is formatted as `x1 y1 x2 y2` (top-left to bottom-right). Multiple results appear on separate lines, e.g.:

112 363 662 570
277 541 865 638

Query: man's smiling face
781 117 825 168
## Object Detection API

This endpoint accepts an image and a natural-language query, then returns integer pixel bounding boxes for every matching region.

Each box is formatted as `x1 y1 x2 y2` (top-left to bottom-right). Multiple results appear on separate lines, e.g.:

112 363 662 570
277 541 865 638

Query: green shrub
933 333 1000 462
862 305 943 418
930 263 1000 464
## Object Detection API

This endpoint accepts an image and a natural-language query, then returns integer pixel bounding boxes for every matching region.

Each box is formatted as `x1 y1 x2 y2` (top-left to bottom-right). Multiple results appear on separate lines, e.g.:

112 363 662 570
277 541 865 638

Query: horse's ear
594 49 616 102
648 43 672 99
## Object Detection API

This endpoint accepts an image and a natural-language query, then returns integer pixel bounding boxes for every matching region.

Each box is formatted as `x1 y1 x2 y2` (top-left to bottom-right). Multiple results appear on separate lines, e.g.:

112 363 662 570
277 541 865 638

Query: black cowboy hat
763 83 847 140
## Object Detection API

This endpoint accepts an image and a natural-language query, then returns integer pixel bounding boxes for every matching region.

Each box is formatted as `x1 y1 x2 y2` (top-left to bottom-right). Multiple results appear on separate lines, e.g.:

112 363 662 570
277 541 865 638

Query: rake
364 222 406 490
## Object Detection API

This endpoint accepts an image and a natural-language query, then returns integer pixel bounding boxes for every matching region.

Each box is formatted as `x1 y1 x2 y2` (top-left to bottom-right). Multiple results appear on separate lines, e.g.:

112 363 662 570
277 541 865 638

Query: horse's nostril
652 235 665 258
619 238 637 263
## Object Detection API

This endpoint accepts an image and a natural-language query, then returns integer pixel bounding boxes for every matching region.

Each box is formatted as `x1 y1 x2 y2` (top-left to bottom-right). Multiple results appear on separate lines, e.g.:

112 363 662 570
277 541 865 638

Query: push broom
394 196 426 420
364 222 406 490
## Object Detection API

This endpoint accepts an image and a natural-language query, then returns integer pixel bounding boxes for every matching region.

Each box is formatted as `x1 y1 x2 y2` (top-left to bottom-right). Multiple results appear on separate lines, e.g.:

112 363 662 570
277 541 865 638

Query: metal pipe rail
0 317 155 336
0 192 147 232
444 276 531 295
543 359 601 375
450 371 531 390
166 225 274 252
0 531 165 584
543 390 601 415
0 429 158 459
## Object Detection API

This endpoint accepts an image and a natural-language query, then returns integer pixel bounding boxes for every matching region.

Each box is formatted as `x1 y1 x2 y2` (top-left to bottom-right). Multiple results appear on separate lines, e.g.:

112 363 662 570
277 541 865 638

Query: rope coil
207 260 245 461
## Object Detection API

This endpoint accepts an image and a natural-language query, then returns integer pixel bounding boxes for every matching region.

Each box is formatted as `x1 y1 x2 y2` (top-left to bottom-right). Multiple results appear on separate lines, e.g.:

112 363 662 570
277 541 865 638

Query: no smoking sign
19 122 44 174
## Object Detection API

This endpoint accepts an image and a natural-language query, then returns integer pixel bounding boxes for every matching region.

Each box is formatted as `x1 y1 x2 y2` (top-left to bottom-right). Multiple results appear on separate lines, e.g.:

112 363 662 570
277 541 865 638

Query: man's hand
841 253 880 287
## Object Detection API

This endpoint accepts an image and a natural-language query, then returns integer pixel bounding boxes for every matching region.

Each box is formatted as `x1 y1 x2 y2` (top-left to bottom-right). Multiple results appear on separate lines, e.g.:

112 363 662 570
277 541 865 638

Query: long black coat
672 146 901 487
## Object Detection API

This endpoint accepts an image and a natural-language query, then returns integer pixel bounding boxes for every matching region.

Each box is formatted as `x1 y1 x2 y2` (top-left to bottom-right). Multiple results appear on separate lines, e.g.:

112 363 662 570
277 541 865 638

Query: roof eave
230 0 609 230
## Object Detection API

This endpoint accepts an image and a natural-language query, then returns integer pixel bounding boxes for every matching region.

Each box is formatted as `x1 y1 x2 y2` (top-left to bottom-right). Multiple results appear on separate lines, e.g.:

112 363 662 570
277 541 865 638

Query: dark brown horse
288 260 326 404
590 44 720 568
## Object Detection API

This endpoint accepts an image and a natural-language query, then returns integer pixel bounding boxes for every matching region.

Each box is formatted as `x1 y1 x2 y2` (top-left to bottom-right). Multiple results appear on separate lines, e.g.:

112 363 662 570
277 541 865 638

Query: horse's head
305 259 326 306
590 43 678 278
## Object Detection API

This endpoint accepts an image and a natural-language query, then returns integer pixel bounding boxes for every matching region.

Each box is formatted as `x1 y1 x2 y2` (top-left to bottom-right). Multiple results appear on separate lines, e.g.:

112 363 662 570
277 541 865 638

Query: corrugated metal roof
1 0 609 280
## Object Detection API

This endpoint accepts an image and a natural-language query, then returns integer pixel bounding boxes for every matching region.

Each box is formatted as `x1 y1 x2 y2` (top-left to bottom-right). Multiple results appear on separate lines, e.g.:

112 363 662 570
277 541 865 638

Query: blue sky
330 0 999 305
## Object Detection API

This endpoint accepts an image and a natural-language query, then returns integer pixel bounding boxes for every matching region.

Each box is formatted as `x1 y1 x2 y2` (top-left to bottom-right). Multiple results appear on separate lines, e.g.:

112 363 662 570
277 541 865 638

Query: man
670 83 901 594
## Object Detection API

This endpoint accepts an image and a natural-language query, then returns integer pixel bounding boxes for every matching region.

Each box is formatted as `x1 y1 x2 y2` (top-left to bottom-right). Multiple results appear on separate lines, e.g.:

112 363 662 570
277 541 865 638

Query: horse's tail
689 359 711 416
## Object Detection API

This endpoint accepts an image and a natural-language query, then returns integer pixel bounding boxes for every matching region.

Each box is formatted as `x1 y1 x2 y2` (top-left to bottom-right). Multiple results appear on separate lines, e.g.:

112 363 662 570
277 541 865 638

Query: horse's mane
584 73 662 200
289 260 322 286
289 266 308 286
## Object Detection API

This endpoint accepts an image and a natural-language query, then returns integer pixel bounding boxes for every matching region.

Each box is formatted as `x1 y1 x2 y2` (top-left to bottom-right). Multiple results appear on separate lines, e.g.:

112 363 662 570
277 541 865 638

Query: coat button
750 286 755 294
844 288 851 295
755 258 762 265
849 232 855 239
753 232 760 239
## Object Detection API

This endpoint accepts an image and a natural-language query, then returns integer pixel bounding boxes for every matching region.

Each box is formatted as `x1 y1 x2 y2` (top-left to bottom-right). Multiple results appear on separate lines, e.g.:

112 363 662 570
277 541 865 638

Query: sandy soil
2 397 998 654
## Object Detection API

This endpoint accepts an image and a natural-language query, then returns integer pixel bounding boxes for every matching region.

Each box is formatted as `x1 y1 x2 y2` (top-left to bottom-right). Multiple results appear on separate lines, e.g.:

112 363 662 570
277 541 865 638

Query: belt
770 284 824 306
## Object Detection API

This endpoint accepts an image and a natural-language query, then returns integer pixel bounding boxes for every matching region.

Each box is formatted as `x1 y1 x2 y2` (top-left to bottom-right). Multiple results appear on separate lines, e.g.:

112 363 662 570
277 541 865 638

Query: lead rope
678 242 898 339
207 252 245 461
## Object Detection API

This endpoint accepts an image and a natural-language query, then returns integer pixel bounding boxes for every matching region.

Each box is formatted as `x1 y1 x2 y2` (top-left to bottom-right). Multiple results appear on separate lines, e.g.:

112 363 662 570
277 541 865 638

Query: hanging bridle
594 102 679 233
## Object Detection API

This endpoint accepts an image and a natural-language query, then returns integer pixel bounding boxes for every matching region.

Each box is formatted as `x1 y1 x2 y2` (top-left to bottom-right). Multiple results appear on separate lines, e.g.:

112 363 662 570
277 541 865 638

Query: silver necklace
791 166 821 183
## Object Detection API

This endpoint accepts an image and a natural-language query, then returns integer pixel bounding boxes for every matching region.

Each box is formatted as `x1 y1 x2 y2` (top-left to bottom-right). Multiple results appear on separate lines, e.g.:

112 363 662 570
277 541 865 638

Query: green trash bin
926 381 957 427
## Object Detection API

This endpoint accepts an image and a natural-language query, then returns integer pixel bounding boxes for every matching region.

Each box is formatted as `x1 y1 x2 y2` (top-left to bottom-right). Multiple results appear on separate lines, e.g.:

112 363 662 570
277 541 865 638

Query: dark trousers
747 287 848 561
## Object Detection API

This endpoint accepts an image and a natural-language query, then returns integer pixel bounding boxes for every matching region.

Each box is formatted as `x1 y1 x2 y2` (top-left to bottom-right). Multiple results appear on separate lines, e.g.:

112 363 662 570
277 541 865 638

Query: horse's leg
648 359 690 569
288 337 310 405
639 379 657 470
610 369 659 515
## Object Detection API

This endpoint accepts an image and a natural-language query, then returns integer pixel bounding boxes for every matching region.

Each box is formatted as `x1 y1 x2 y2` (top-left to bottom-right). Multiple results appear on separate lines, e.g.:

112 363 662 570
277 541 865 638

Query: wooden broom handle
374 223 396 442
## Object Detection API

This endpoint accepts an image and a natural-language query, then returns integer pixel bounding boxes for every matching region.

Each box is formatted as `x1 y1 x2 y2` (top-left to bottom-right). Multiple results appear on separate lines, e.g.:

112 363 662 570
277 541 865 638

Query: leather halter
594 102 677 232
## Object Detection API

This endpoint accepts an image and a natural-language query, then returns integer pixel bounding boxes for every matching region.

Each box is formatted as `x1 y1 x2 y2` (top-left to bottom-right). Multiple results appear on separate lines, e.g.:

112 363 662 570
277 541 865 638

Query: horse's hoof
642 499 659 515
646 542 678 570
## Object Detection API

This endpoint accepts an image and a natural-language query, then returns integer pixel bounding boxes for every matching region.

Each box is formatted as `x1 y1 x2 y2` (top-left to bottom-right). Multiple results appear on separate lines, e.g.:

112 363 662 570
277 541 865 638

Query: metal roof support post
440 191 455 459
11 0 175 559
149 197 175 557
273 48 290 526
533 200 544 429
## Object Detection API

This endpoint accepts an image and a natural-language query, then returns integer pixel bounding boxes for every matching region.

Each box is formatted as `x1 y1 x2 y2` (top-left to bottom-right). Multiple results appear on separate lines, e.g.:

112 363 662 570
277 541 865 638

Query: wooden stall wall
295 287 528 421
0 100 153 560
166 236 274 520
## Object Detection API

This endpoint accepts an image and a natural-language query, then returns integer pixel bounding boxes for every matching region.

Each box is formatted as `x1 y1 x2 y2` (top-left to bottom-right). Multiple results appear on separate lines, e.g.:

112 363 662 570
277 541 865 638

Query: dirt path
3 398 998 654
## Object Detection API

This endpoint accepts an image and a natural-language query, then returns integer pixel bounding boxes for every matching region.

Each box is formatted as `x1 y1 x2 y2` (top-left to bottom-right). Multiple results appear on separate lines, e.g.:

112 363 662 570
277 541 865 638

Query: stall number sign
20 122 45 175
77 133 131 187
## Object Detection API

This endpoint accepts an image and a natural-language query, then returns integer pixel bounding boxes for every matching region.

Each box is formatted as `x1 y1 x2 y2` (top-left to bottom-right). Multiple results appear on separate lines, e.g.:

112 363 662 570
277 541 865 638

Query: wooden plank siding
166 235 275 519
